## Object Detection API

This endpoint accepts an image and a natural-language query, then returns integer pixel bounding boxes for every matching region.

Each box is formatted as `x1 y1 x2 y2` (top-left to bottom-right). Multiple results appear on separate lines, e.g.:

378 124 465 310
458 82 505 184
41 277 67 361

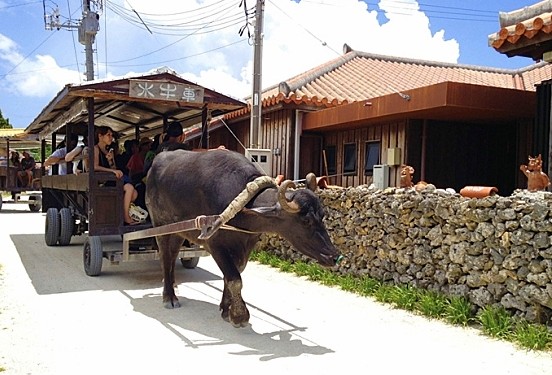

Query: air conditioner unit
373 164 390 189
245 148 272 176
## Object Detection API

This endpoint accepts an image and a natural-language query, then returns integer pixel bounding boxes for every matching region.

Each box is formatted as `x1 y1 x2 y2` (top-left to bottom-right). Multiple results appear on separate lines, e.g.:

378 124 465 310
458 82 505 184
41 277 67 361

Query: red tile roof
225 48 551 120
488 1 552 59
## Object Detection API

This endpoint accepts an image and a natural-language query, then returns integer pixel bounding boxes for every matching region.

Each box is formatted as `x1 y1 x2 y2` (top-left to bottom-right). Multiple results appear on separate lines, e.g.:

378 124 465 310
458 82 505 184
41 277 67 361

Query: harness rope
197 175 276 239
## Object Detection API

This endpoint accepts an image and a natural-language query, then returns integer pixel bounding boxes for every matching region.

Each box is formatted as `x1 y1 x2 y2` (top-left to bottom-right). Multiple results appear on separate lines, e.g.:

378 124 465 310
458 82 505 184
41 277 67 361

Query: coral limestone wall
258 185 552 324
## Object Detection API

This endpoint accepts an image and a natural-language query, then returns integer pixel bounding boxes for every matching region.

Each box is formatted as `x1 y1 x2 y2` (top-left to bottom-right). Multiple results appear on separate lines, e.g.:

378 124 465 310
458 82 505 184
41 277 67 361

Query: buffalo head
245 179 341 267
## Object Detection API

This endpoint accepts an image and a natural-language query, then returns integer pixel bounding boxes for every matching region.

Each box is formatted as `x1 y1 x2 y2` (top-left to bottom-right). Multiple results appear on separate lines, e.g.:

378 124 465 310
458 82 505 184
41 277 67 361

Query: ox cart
24 68 245 275
0 134 42 212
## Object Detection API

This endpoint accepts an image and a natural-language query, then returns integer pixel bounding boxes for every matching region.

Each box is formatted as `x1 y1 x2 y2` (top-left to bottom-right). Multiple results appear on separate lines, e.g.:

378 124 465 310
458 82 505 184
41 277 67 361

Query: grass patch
478 305 513 339
415 290 448 319
251 248 552 352
513 320 552 351
444 296 473 326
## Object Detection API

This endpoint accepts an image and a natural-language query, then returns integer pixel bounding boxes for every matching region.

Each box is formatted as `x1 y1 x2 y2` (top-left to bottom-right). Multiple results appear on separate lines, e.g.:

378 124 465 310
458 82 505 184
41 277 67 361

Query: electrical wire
108 38 246 68
105 0 249 64
300 0 500 23
1 31 57 78
267 0 342 58
0 1 41 10
106 0 244 34
67 0 81 81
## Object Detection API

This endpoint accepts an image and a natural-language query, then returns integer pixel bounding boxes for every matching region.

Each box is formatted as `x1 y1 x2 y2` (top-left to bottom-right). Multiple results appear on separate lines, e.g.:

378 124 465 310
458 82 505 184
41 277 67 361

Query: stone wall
258 184 552 325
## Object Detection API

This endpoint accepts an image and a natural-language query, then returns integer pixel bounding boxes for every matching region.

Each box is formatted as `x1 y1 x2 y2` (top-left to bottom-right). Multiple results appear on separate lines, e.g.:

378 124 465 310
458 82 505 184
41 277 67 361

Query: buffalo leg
156 234 183 308
211 249 249 327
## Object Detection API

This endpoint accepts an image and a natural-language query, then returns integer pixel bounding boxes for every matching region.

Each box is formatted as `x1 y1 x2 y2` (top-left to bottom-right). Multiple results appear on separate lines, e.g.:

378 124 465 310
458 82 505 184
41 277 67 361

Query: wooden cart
24 69 245 275
0 135 42 212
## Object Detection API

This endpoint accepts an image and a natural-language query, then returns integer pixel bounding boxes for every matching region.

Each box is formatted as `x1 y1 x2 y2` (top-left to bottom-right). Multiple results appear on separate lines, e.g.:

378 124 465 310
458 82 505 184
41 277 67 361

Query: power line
0 0 41 10
105 0 247 63
267 0 342 57
67 0 81 81
299 0 500 23
108 38 246 68
105 0 244 34
1 31 58 78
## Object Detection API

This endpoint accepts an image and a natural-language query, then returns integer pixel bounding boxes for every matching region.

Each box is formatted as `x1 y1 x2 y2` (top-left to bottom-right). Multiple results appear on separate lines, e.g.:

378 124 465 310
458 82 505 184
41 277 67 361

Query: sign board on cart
129 79 205 104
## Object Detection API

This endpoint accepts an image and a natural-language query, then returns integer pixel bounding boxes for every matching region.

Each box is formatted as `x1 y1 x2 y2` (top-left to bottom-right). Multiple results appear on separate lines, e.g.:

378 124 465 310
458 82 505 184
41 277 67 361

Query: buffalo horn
278 180 300 213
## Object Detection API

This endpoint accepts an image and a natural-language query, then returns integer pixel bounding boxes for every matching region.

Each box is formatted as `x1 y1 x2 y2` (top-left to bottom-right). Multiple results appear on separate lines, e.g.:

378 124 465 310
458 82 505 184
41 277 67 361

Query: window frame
324 145 337 176
343 142 357 175
364 141 380 176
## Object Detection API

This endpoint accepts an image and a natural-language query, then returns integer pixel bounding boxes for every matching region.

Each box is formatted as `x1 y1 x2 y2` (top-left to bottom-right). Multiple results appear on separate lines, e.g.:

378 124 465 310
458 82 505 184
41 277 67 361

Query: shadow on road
10 233 220 295
128 291 334 361
11 233 334 360
0 208 35 214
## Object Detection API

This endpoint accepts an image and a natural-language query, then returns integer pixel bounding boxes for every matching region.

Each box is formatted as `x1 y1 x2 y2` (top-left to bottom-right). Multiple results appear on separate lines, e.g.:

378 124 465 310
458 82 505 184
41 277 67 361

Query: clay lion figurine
519 154 551 192
400 165 415 188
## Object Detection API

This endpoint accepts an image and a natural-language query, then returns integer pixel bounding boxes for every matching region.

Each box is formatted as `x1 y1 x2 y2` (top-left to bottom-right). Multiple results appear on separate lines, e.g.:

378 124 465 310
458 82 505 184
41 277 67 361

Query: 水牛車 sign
129 79 205 104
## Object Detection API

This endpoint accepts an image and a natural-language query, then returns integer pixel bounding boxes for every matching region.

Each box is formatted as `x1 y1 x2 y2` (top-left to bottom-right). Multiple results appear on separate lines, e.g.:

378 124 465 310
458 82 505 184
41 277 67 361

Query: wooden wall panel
319 120 407 188
204 112 409 188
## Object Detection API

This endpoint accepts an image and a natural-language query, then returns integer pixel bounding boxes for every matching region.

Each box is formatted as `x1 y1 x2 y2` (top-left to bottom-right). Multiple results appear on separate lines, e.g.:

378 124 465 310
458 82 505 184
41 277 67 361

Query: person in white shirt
44 134 79 175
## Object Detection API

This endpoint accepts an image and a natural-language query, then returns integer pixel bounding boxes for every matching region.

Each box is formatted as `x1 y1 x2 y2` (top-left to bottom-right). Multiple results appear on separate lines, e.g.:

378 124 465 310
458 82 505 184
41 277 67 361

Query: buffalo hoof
231 320 250 328
228 303 250 328
163 298 181 309
221 308 230 322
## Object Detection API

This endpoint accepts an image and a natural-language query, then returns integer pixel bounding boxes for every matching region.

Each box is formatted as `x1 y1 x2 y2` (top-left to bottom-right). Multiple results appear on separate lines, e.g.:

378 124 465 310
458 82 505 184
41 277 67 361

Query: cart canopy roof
24 67 246 141
0 129 42 150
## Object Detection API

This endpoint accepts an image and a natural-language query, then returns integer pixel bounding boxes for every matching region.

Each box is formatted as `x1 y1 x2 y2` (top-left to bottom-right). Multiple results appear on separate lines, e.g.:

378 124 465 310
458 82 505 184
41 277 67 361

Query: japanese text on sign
129 80 204 103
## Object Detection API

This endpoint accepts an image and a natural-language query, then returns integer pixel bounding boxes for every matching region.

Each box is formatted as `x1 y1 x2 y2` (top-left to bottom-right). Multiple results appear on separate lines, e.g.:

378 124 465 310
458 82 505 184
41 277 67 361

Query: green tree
0 109 12 129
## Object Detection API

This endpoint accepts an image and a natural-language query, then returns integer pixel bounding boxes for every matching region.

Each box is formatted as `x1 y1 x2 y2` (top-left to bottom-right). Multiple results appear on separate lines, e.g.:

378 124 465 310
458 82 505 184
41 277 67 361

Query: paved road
1 204 551 375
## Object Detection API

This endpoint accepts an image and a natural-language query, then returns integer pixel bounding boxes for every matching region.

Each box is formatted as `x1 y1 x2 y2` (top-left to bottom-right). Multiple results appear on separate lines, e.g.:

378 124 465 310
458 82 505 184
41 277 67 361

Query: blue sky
0 0 544 127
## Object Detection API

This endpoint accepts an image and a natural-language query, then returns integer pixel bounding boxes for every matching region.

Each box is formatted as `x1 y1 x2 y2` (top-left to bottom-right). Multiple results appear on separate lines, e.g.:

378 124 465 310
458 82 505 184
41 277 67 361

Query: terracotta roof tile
284 51 549 97
488 1 552 59
225 48 551 120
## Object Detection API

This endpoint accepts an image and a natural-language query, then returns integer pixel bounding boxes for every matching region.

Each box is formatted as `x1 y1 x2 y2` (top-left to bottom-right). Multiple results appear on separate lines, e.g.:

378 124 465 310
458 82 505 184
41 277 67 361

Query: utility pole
249 0 264 149
44 0 102 81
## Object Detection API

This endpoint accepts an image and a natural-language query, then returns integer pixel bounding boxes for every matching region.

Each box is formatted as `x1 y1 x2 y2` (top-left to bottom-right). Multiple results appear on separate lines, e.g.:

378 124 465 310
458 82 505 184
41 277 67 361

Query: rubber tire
58 208 74 246
45 208 60 246
28 195 42 212
84 236 103 276
181 257 200 269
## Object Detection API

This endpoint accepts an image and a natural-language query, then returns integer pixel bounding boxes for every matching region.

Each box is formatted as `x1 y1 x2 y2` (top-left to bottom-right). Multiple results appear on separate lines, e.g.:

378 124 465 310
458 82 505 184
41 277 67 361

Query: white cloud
1 0 460 125
0 38 82 98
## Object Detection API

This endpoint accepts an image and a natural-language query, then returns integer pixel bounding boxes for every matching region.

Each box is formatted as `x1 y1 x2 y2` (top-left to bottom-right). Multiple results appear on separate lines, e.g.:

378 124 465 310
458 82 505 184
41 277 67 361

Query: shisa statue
400 165 415 188
519 154 551 192
305 172 341 190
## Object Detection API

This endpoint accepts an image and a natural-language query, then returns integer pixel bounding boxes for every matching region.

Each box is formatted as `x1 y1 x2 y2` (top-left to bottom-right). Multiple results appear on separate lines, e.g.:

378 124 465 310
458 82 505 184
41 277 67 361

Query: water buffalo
145 149 341 327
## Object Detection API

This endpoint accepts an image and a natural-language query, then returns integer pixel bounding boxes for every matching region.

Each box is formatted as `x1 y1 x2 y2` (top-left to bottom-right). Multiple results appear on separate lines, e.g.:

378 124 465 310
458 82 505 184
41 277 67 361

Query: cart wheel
84 236 103 276
45 207 60 246
28 195 42 212
180 257 200 269
58 208 74 246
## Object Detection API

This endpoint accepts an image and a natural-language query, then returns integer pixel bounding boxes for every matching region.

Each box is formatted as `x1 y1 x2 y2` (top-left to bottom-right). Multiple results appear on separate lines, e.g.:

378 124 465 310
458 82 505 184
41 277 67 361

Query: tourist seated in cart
94 126 141 225
9 150 20 168
17 151 36 188
65 135 89 173
127 136 152 183
116 139 138 177
44 134 79 175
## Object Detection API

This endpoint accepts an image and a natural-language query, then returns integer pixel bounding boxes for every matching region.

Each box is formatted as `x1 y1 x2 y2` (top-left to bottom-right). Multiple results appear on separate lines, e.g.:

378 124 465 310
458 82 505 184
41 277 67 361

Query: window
364 141 380 176
343 143 356 174
324 145 336 176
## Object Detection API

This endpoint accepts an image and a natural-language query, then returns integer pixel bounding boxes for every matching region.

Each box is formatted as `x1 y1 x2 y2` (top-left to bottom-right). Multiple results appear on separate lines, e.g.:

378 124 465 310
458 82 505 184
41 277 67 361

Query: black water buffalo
145 149 341 327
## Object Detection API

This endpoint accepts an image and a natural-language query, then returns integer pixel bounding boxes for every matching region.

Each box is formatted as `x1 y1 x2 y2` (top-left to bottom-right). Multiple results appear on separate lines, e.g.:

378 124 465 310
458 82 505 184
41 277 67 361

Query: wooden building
188 44 551 196
489 0 552 186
